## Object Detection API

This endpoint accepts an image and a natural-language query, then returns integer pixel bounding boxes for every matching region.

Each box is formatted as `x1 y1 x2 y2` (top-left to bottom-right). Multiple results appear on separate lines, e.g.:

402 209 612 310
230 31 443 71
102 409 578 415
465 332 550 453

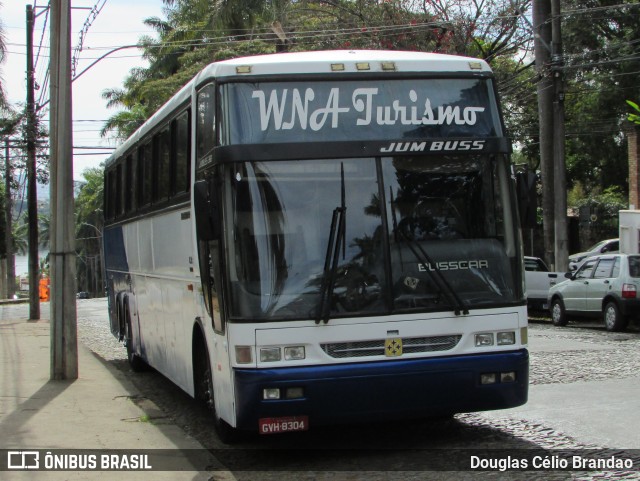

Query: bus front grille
320 335 462 358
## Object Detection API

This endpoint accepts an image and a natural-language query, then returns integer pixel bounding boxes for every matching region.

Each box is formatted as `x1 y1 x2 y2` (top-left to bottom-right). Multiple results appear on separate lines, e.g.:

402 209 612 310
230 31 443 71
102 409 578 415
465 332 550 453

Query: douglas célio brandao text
470 455 635 471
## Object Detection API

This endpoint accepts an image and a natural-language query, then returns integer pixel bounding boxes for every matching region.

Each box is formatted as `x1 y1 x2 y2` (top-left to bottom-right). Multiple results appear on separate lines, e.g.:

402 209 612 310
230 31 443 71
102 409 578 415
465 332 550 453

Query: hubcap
605 306 615 328
552 303 561 322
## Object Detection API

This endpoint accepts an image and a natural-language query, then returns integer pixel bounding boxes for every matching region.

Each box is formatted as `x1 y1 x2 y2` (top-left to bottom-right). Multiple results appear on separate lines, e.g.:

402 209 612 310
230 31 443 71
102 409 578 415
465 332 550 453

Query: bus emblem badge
385 338 403 357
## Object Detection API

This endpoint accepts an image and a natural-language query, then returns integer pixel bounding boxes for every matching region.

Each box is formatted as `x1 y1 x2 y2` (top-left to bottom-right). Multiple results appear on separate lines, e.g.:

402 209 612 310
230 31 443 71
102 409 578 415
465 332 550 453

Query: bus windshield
223 155 522 321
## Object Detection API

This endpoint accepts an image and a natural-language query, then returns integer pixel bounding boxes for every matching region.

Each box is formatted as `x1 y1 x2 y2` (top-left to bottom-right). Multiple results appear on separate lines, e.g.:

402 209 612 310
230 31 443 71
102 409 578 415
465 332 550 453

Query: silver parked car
568 238 619 270
548 253 640 332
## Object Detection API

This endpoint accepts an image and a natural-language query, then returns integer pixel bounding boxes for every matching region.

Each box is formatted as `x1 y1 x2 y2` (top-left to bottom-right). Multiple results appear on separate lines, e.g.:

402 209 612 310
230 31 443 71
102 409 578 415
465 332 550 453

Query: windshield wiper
390 188 469 316
316 163 347 324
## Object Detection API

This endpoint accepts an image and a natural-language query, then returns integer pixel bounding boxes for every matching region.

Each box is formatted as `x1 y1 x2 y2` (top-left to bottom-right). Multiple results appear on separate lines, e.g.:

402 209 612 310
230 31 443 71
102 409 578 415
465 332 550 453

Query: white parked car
548 253 640 332
524 256 562 311
568 238 619 270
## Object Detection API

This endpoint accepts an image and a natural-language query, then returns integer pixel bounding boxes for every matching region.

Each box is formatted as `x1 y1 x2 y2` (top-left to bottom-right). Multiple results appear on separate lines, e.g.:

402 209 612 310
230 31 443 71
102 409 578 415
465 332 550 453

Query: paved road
73 299 640 479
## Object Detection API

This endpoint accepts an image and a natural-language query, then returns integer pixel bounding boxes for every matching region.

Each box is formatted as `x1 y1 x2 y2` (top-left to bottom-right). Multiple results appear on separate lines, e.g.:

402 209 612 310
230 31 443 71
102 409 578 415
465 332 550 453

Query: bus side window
116 162 124 217
154 127 171 202
105 168 116 220
124 154 134 213
173 111 190 195
196 84 216 167
143 141 153 206
136 146 144 208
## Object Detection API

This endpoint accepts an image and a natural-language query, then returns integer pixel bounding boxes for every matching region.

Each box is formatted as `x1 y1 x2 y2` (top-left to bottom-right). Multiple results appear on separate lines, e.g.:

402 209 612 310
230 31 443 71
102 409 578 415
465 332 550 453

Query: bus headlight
475 333 494 347
284 346 305 361
497 331 516 345
260 347 282 362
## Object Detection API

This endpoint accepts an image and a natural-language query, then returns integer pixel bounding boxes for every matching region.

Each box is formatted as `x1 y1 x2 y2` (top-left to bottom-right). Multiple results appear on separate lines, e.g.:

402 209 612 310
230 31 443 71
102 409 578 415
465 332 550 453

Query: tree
561 0 640 196
75 167 105 296
101 0 535 141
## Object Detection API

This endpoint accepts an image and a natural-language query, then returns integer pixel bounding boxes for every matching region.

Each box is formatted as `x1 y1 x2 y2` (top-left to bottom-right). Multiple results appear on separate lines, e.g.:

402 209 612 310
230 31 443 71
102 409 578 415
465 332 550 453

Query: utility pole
50 0 78 380
551 0 568 271
4 140 15 299
533 0 555 268
26 4 40 319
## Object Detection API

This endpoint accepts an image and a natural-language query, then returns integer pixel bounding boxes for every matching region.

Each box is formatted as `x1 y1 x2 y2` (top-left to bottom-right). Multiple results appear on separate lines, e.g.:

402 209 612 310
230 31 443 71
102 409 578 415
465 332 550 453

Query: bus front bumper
232 349 529 432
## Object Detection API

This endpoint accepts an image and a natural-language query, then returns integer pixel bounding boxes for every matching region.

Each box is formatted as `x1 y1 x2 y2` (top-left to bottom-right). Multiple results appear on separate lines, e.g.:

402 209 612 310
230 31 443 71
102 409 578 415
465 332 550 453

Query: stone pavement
480 329 640 449
0 301 231 480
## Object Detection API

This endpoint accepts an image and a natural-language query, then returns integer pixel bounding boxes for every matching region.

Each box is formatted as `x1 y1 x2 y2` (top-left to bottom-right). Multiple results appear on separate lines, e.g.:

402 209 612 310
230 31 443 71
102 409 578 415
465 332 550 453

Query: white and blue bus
103 50 529 441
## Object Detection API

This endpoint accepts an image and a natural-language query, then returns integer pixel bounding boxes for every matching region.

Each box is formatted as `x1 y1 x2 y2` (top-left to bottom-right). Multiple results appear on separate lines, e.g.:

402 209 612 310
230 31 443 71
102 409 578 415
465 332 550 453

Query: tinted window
142 142 153 206
106 169 116 220
155 128 171 202
221 79 502 145
116 163 124 217
196 83 216 167
124 154 134 213
174 111 190 194
629 256 640 277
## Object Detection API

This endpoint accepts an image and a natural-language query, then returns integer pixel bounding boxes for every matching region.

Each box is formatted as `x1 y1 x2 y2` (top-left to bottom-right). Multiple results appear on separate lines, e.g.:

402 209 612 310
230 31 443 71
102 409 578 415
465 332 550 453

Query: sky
2 0 165 181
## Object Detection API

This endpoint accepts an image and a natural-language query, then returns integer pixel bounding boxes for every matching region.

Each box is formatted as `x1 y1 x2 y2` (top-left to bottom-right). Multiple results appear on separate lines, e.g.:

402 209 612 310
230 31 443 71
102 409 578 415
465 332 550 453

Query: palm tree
12 219 28 255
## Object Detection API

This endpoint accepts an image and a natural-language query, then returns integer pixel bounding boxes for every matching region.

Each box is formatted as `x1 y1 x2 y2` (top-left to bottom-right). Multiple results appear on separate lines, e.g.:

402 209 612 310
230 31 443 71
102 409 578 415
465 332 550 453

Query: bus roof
195 50 492 80
105 50 492 166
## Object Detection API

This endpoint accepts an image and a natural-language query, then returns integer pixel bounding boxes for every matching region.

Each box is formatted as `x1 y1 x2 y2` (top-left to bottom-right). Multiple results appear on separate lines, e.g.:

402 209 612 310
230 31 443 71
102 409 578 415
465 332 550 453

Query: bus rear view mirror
515 171 537 229
194 180 219 241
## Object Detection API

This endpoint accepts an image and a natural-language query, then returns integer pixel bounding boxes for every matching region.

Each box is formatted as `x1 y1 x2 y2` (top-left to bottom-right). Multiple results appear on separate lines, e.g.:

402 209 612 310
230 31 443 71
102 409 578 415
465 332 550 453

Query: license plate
259 416 309 435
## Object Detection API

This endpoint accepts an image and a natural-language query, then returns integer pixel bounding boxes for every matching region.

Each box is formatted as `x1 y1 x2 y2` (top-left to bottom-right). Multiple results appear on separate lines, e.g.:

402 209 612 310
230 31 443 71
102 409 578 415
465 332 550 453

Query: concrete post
49 0 78 380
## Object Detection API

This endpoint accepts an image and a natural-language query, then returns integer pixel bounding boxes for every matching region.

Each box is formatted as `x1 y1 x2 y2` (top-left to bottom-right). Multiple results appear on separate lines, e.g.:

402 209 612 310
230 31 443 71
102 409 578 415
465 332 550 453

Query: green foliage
561 0 640 197
627 100 640 125
101 0 534 140
573 186 628 219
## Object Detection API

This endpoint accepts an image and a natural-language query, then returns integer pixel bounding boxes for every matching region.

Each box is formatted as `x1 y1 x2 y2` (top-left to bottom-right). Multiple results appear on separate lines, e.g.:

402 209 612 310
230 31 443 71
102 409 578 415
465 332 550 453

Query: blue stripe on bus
233 349 528 430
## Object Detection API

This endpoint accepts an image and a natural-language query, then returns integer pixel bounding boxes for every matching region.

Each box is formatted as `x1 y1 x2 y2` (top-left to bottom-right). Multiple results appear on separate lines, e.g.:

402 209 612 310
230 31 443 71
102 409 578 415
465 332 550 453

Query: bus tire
124 301 147 372
194 332 241 443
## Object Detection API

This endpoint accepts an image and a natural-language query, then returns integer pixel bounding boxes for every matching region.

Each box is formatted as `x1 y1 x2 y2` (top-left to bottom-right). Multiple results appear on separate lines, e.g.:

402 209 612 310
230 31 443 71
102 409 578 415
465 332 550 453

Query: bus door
193 177 234 422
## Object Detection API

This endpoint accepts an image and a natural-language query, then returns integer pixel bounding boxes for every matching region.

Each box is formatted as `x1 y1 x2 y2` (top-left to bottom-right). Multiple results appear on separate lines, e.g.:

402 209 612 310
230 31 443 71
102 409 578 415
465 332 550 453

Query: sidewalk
0 302 230 480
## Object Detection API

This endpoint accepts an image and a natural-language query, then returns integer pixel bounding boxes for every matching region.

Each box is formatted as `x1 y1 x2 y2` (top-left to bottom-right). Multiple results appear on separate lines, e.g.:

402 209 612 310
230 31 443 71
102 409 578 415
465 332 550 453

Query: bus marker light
381 62 396 71
285 387 304 399
260 347 282 362
284 346 305 361
500 372 516 383
236 66 252 74
331 63 345 72
235 346 253 364
475 333 494 347
497 331 516 345
263 388 281 400
356 62 370 71
480 373 496 385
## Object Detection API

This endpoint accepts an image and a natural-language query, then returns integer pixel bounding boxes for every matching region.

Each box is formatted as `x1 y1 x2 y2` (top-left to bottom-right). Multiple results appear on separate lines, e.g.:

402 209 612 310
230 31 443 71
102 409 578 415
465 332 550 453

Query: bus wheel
197 340 240 443
124 303 146 372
